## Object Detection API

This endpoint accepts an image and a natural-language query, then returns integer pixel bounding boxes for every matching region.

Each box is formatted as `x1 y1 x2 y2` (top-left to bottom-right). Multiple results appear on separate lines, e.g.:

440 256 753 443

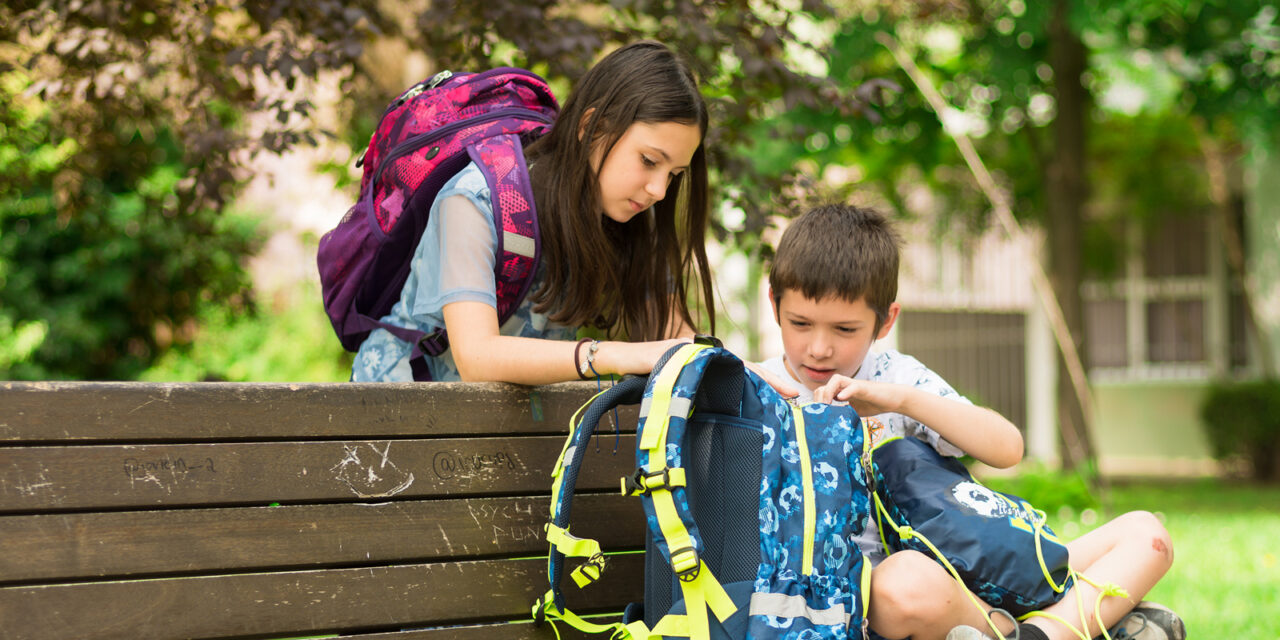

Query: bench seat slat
0 555 644 640
0 495 646 583
337 620 635 639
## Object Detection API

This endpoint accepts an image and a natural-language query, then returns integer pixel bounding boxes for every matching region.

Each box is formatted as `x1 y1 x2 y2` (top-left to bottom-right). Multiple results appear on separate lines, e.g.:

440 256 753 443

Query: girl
351 41 714 383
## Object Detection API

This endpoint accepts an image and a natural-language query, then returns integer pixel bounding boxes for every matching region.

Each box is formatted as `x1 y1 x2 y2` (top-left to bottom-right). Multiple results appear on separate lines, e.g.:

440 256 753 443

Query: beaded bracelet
579 340 601 379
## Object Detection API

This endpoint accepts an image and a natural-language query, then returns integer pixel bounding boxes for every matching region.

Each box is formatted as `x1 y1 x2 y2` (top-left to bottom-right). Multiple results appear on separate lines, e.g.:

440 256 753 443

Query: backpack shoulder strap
410 131 542 366
630 344 739 640
467 132 541 327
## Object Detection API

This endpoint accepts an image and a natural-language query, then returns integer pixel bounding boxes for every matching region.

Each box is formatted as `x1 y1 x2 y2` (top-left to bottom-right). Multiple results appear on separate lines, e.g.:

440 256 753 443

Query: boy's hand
812 375 908 416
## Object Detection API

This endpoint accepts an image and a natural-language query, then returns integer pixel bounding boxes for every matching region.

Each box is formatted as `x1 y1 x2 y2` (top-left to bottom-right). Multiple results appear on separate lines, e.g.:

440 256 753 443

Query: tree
2 1 382 378
747 0 1279 470
3 0 891 379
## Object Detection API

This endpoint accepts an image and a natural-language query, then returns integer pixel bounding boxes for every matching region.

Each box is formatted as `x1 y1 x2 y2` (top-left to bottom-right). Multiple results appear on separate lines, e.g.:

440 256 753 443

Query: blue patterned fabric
747 395 869 640
633 346 872 639
870 435 1073 616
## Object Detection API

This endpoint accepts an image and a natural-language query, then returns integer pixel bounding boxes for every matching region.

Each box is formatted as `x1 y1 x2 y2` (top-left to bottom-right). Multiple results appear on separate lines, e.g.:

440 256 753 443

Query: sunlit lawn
1082 480 1280 638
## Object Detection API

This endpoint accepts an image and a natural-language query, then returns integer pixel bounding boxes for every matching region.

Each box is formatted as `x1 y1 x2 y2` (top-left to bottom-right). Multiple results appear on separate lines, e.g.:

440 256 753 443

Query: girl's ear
577 107 596 141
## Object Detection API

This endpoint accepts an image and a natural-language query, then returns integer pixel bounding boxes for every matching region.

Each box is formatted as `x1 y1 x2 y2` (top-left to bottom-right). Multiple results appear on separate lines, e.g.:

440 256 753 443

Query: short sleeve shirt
758 349 970 565
351 162 576 381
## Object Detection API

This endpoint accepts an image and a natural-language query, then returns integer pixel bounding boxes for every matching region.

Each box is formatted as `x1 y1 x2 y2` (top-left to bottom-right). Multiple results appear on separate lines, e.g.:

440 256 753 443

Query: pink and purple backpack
317 68 559 379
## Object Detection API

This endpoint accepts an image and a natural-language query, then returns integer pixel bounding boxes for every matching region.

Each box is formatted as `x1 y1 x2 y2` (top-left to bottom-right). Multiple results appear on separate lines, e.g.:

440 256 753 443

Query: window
1083 212 1252 381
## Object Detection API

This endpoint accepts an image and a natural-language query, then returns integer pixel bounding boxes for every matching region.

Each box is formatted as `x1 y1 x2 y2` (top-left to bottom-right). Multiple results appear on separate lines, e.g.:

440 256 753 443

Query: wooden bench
0 381 645 640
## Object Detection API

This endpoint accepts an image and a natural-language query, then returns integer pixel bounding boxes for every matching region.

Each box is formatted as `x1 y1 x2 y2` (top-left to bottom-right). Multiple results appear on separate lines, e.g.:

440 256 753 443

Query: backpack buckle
532 595 547 627
669 546 701 581
571 552 609 588
418 330 448 357
622 467 676 496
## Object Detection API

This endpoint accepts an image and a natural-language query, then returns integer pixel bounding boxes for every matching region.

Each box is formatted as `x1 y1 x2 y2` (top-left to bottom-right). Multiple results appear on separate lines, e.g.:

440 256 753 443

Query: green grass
1079 480 1280 638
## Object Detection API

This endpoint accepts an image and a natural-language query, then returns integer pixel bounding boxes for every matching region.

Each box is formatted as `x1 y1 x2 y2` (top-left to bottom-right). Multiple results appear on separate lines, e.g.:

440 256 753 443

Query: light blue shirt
352 162 575 381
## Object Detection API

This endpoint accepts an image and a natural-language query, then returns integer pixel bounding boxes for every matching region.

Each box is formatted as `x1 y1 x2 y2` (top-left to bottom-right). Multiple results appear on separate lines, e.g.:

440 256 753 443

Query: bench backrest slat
0 382 637 441
1 494 644 583
1 436 637 511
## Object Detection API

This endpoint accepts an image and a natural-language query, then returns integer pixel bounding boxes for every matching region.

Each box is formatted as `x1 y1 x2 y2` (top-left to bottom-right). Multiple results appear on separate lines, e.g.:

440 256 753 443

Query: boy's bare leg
873 511 1172 640
1024 510 1174 640
868 550 1016 640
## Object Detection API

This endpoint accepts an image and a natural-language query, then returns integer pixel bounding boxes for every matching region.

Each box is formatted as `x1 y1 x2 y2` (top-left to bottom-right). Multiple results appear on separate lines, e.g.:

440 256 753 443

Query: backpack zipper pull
360 71 453 169
426 69 454 89
392 83 426 110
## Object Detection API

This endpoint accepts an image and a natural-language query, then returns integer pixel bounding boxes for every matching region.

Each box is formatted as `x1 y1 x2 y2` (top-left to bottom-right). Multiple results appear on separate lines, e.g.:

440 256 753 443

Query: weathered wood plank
0 555 644 640
0 494 646 583
0 381 638 442
0 436 639 512
336 619 631 640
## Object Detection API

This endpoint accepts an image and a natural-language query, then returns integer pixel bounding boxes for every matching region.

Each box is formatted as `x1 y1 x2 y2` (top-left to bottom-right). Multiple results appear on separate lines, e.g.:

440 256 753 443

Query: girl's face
592 120 701 224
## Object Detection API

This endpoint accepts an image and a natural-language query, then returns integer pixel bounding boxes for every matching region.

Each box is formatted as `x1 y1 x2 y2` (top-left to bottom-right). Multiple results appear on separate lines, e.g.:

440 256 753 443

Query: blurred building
873 148 1279 478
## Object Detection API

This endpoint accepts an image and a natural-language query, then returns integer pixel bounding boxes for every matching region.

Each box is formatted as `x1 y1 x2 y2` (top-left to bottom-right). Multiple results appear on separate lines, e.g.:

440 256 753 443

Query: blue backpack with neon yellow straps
534 342 874 640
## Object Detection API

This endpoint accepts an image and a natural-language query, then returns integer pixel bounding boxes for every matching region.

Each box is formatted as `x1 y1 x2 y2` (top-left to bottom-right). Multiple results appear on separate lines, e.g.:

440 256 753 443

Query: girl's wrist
592 340 621 377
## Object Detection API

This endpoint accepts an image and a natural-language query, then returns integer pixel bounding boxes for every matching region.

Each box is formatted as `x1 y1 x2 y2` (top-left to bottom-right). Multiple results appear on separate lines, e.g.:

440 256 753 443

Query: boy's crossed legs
867 511 1176 640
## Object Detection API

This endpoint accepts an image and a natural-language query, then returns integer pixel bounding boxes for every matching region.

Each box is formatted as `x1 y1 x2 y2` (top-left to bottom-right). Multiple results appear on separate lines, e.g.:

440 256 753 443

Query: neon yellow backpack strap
638 343 707 450
790 402 818 575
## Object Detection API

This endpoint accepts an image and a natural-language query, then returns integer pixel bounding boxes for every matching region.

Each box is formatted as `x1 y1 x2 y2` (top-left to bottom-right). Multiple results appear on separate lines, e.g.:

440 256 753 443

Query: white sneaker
1104 602 1186 640
946 609 1018 640
946 625 999 640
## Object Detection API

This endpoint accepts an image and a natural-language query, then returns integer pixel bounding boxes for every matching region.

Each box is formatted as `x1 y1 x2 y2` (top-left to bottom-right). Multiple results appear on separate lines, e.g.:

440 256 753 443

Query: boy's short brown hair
768 203 902 329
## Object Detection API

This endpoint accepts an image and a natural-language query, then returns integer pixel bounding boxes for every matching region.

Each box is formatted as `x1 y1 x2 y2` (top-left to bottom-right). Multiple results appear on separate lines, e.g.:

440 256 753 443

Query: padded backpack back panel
642 414 763 628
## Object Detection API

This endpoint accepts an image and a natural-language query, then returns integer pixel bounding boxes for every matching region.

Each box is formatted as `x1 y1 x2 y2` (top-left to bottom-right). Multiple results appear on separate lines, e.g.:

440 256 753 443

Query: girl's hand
812 375 909 416
743 361 800 399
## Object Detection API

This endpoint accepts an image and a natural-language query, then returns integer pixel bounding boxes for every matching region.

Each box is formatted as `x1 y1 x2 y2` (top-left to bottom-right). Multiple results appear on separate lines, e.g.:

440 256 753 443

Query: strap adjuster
670 545 701 581
571 552 609 588
418 329 448 356
621 467 682 496
532 595 547 627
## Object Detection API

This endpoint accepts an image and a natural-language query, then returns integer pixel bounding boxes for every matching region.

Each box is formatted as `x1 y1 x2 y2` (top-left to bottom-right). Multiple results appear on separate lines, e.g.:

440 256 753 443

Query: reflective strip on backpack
748 591 851 627
503 230 536 258
638 344 706 451
639 395 693 420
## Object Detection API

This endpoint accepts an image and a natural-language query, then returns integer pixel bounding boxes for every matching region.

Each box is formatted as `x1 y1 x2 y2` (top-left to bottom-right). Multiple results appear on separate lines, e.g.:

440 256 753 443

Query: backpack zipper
356 70 459 168
369 107 553 188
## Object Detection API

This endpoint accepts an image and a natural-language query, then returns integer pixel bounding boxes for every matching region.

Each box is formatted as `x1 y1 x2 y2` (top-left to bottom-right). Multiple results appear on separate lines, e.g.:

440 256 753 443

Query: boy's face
772 288 900 392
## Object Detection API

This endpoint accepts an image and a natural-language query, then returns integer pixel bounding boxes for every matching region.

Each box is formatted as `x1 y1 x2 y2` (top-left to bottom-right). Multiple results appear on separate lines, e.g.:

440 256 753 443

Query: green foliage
0 68 262 379
1199 379 1280 481
411 0 895 249
981 464 1102 516
141 283 353 383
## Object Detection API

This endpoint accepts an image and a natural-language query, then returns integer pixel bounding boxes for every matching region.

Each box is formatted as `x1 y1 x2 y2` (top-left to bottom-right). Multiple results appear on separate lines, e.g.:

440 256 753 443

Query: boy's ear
876 302 902 340
768 287 781 324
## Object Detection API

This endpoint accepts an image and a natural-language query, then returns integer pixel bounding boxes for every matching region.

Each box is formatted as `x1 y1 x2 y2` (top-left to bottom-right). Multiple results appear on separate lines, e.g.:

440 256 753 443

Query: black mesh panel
643 414 762 628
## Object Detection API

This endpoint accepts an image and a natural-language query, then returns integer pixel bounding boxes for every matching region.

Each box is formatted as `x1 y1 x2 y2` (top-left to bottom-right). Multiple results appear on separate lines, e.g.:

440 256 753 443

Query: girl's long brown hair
525 41 715 341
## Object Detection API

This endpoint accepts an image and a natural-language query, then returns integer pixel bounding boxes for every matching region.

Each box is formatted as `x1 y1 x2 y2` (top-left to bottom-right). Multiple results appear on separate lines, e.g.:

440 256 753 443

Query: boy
760 203 1183 640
